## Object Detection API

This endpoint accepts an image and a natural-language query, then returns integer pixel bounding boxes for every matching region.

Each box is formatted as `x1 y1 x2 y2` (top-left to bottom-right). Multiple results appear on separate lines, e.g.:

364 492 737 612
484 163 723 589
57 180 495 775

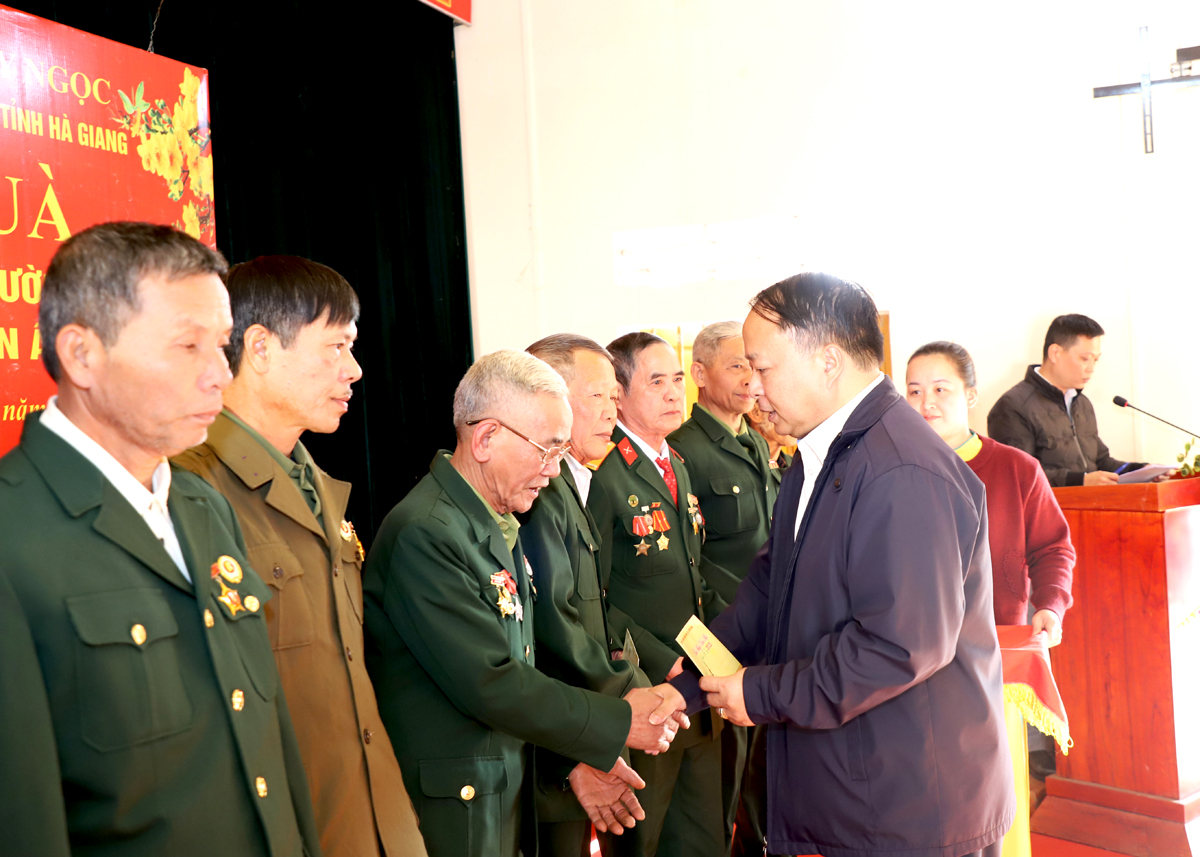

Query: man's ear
241 324 274 375
965 386 980 410
470 420 500 464
690 361 706 389
55 324 104 390
822 344 844 386
1046 343 1061 366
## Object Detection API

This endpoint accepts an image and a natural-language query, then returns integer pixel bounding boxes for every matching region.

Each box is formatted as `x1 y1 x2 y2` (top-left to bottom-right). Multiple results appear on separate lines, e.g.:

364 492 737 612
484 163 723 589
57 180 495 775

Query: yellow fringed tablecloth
998 625 1072 857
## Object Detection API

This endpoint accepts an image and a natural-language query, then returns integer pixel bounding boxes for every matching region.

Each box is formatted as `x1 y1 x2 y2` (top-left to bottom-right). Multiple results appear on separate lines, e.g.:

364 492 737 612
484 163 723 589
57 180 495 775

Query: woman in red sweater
905 341 1074 643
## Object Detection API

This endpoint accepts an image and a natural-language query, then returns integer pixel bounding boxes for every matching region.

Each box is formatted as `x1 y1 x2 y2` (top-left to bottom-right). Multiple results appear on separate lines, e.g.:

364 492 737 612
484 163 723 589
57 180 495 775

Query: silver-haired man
363 349 684 857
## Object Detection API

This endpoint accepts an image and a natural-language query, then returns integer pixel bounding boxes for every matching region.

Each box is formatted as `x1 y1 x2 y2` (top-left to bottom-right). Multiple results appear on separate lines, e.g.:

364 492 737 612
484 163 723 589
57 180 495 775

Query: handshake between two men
567 676 690 834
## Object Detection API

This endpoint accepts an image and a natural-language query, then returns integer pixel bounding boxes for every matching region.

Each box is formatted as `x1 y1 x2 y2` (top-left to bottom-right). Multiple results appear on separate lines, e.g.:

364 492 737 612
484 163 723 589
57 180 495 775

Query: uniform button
203 609 214 628
363 728 372 744
834 478 842 488
272 566 283 579
255 776 268 798
231 689 245 712
525 645 531 658
130 624 147 646
244 595 260 612
460 785 475 801
732 485 740 494
345 646 353 661
698 598 703 609
333 565 340 577
602 588 607 598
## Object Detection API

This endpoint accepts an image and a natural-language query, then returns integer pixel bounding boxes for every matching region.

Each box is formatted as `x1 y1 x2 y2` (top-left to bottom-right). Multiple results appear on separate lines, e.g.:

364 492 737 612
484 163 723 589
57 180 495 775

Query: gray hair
691 321 742 367
453 349 569 433
526 333 613 384
39 221 228 380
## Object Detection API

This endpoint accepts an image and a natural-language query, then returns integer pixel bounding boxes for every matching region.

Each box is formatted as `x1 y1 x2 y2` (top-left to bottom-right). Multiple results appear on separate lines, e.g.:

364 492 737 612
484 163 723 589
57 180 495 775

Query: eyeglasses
466 418 573 466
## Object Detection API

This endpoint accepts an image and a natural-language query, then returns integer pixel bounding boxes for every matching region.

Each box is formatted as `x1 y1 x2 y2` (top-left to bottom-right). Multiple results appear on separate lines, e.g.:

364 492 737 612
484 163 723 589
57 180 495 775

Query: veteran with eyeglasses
362 349 684 857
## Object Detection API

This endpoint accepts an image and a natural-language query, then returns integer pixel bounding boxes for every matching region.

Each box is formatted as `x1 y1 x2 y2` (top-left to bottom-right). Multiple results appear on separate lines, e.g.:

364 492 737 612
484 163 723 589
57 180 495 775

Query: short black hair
39 222 227 381
606 331 669 393
908 341 977 389
749 272 884 371
224 256 360 375
1043 314 1104 360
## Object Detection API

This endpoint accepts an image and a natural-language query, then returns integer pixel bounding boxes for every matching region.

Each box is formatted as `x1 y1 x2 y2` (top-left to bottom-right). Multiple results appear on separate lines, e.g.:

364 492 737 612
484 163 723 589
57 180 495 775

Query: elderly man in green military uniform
364 349 685 857
0 223 321 857
668 321 781 856
589 332 730 857
523 334 690 857
175 256 427 857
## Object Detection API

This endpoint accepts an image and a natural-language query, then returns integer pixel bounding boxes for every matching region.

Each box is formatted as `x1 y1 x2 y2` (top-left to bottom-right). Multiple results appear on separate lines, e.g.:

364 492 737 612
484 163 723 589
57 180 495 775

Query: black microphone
1113 397 1200 438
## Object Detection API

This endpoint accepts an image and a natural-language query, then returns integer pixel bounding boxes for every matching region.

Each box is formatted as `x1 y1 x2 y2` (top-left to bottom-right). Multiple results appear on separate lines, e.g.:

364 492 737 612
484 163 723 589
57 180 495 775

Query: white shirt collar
799 372 886 468
1035 366 1078 416
39 397 191 581
617 420 671 477
564 453 593 505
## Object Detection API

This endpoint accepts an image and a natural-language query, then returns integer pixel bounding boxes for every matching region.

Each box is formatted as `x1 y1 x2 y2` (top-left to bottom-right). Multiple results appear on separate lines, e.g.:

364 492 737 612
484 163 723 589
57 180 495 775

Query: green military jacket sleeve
587 427 729 684
363 453 631 857
519 469 651 822
174 412 427 857
0 415 321 857
668 405 779 603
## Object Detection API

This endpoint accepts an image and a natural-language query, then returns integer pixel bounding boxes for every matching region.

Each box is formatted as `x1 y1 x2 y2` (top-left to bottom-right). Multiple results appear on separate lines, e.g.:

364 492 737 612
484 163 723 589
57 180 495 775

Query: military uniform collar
19 413 197 594
692 403 746 439
430 452 524 573
458 456 520 553
616 420 672 464
200 411 334 542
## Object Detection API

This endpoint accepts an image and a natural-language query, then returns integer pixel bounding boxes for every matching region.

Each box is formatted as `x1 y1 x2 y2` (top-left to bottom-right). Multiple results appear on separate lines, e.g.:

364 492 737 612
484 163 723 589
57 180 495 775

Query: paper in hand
675 615 742 677
1117 464 1174 484
622 629 640 668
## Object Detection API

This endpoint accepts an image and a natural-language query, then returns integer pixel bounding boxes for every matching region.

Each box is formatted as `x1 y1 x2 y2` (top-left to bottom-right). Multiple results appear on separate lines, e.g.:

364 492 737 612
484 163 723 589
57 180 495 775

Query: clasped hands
567 667 693 833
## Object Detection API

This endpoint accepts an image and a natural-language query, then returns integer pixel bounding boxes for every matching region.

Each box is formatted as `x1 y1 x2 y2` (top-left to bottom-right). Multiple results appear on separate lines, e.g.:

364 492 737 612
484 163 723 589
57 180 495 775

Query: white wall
455 1 1200 464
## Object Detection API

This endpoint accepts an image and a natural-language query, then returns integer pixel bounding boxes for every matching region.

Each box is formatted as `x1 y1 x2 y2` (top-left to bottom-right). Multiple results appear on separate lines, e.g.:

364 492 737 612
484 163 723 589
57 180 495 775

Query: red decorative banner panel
0 5 214 454
416 0 471 26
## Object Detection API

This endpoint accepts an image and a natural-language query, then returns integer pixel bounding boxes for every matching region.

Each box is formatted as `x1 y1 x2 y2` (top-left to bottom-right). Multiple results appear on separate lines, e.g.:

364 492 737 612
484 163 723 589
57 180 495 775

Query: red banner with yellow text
416 0 471 26
0 6 214 454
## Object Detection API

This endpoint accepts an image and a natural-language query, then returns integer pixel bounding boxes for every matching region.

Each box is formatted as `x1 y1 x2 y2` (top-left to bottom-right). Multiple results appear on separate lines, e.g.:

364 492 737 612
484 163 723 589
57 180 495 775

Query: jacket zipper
1067 396 1089 473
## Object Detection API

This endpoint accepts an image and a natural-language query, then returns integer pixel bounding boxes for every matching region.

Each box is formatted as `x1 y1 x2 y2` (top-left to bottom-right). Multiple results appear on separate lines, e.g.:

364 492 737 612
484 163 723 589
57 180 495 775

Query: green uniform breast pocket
418 756 510 857
253 543 315 650
67 588 194 752
705 475 757 535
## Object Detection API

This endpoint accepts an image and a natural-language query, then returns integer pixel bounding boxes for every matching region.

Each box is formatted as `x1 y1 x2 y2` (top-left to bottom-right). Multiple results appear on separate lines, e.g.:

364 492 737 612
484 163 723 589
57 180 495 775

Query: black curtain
14 1 474 544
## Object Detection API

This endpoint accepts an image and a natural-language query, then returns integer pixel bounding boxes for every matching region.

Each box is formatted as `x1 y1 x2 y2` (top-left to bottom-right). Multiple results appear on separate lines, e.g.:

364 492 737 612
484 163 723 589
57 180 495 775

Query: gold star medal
211 559 245 617
491 571 518 619
216 578 246 617
212 555 243 584
656 534 670 552
635 540 650 557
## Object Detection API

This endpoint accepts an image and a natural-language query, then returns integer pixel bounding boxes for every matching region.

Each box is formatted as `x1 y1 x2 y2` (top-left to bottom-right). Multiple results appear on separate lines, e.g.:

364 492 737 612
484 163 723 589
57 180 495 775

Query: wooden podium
1031 480 1200 856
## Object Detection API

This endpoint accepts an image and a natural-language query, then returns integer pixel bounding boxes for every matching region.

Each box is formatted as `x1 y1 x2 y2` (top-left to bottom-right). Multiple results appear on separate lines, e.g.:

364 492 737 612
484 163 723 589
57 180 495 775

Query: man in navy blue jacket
677 273 1014 857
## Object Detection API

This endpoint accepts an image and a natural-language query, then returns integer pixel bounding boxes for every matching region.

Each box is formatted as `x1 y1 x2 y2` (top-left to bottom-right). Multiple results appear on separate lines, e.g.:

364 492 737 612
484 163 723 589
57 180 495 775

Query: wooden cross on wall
1094 27 1200 153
